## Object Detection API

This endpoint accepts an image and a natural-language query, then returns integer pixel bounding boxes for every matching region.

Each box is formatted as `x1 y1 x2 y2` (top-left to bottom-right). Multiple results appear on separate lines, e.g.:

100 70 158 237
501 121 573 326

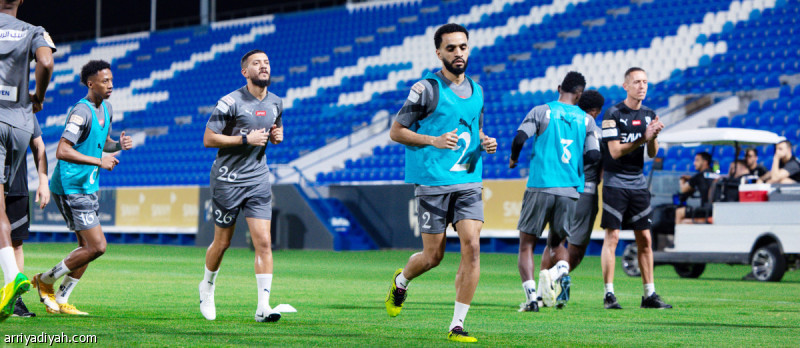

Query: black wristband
242 134 248 145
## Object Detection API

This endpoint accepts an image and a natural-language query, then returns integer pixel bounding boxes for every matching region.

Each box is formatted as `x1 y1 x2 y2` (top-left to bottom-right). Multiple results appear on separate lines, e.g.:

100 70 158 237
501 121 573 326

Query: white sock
41 260 71 284
256 274 273 310
202 265 218 289
522 280 537 302
644 283 655 297
552 260 570 279
55 276 80 304
0 247 19 284
395 271 410 290
605 283 614 295
449 301 470 331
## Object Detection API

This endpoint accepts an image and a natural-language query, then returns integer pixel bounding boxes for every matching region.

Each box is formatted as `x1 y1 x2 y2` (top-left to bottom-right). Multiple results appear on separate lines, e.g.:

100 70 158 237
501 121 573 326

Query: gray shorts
212 180 272 227
417 187 483 234
0 122 33 186
517 190 577 240
53 193 100 232
567 192 598 246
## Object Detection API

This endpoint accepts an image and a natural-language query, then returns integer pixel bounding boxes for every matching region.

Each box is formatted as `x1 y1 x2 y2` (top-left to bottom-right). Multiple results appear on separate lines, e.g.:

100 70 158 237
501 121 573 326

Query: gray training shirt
0 13 56 131
61 101 113 145
517 104 600 199
395 70 484 196
207 86 283 187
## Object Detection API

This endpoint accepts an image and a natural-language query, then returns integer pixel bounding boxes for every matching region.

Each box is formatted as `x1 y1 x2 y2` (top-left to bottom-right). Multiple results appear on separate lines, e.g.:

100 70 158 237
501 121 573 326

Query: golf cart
622 128 800 282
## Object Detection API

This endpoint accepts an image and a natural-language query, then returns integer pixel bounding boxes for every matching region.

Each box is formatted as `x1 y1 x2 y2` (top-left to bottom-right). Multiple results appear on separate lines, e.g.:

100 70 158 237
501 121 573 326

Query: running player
510 72 599 311
0 0 55 322
199 49 284 323
600 67 671 309
538 90 605 276
9 117 49 317
384 23 497 343
32 60 133 315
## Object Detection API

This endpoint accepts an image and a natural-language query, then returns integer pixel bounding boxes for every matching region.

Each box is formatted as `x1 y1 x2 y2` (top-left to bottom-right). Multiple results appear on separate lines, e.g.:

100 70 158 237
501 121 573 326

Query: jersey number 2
450 132 471 172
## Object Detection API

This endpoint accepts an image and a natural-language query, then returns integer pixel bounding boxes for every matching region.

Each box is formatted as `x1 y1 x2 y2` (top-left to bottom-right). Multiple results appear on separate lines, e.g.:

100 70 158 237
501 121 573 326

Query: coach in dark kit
599 67 672 310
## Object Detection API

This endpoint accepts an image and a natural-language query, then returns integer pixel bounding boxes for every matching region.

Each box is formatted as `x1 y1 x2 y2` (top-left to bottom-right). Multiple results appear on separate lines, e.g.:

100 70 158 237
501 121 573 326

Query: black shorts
601 186 652 231
7 195 29 241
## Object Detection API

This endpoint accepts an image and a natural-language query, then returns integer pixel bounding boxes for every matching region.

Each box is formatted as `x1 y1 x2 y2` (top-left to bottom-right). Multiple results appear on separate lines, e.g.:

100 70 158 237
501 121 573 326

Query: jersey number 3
561 139 573 164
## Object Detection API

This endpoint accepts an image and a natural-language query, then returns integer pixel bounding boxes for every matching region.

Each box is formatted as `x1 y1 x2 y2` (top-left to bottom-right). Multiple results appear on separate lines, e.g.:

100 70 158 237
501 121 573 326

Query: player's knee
89 244 106 259
462 240 480 262
214 238 231 250
424 253 444 269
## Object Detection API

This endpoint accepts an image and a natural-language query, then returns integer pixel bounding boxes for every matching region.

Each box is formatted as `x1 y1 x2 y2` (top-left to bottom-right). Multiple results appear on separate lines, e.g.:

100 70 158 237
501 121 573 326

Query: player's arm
679 176 695 193
103 132 132 152
583 120 601 165
269 108 283 145
389 80 456 149
766 157 793 184
56 138 118 170
389 121 456 148
510 105 544 168
30 134 50 208
605 115 663 159
204 127 269 148
30 47 54 113
478 107 497 154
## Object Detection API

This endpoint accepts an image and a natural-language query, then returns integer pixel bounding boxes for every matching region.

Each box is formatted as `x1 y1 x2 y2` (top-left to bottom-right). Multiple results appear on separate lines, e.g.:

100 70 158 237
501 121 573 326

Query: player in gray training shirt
7 116 50 317
0 0 55 322
199 49 284 324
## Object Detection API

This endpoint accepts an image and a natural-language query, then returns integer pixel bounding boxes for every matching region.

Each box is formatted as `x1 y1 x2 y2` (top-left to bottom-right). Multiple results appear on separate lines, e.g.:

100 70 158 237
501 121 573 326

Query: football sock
553 260 570 279
256 274 273 310
449 301 470 331
202 265 218 288
644 283 655 297
0 247 19 284
522 280 537 302
604 283 615 295
395 271 410 290
55 276 79 304
41 260 70 284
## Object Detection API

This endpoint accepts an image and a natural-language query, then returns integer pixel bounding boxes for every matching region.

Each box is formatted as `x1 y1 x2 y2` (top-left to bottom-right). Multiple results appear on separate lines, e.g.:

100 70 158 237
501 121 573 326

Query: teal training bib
404 73 484 186
50 99 110 195
527 101 586 190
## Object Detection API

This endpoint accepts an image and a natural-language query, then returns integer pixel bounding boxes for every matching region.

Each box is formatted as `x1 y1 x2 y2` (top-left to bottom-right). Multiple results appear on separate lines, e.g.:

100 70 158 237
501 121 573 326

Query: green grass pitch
3 243 799 346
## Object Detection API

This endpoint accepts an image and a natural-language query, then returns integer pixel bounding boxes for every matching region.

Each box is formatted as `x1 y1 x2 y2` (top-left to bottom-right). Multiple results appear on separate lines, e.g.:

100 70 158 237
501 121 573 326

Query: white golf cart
622 128 800 282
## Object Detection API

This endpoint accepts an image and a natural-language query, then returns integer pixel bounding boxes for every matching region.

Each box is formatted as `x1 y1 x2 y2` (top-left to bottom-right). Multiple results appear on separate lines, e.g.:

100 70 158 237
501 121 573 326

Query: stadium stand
26 0 799 247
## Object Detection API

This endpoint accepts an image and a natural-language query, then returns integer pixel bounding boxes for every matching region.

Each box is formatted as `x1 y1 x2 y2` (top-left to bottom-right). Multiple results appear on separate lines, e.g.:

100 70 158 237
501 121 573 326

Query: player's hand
247 128 270 146
509 157 518 169
432 129 458 149
481 134 497 154
645 116 664 141
120 131 133 150
100 152 120 171
269 125 283 144
680 175 691 182
30 94 43 113
36 183 50 209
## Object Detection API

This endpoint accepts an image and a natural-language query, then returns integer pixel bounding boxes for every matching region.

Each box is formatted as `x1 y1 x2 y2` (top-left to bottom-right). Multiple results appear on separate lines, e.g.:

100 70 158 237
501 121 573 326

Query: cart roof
659 128 785 147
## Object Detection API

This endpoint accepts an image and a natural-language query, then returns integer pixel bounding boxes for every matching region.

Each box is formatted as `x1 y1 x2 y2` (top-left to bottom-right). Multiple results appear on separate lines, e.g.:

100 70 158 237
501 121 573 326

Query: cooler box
739 183 771 202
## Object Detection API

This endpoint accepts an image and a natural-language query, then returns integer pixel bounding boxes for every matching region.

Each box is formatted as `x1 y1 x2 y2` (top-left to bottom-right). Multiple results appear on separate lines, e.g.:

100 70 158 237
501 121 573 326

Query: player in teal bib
404 72 484 186
50 98 110 195
510 71 600 312
384 24 497 343
526 100 587 189
32 61 132 316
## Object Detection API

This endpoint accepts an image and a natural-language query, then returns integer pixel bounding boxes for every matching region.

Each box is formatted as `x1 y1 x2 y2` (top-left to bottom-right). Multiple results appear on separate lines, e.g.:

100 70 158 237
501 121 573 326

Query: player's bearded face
442 56 468 76
253 74 271 88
